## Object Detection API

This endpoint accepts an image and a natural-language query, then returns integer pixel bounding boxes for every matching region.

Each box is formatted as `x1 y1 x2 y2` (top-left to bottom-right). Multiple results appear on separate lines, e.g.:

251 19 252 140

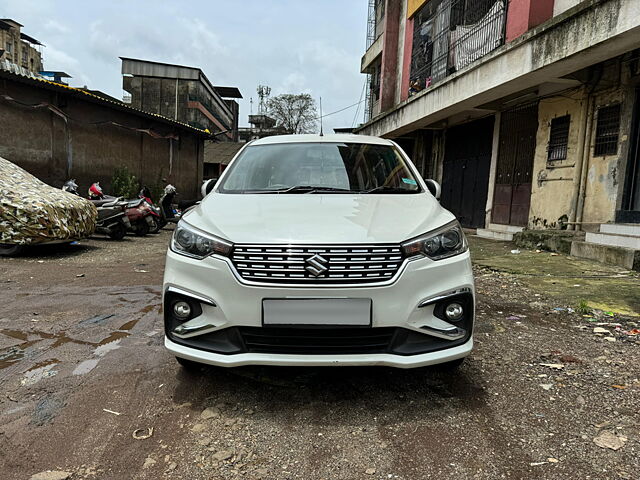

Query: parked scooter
88 183 157 236
63 181 130 240
138 187 163 233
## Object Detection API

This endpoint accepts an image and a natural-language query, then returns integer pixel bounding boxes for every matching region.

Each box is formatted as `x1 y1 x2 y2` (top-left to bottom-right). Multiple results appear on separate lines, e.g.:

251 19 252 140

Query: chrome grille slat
231 243 405 285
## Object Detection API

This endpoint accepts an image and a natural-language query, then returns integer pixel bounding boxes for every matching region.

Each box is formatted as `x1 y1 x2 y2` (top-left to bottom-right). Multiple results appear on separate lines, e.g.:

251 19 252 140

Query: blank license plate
262 299 372 326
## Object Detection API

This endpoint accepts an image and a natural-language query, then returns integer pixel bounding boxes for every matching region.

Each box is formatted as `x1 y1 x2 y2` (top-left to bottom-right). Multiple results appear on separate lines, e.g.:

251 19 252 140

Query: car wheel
134 220 149 237
435 358 465 371
176 356 203 372
0 244 25 257
149 217 161 234
108 222 127 240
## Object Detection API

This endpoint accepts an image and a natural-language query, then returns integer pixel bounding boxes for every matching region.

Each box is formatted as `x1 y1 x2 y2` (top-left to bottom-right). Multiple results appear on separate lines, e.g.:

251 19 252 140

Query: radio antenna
319 96 324 136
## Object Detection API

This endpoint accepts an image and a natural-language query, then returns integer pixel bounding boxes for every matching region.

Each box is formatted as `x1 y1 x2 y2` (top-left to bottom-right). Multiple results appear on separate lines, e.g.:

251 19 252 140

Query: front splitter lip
166 336 473 369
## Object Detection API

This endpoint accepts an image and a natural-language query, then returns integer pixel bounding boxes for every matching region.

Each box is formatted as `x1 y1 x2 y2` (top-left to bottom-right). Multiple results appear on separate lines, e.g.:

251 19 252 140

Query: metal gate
441 117 494 228
492 102 539 226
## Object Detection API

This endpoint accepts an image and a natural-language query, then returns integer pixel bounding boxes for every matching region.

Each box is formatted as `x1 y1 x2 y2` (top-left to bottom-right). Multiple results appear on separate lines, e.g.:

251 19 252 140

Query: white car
163 134 474 369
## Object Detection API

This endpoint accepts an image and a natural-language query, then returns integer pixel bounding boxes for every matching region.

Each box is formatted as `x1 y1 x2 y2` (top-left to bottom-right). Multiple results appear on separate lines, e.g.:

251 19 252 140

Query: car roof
250 134 394 146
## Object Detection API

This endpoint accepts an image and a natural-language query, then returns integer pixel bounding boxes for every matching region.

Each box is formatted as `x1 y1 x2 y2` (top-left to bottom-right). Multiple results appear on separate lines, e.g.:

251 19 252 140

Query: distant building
0 19 43 75
238 114 288 142
121 57 242 141
203 142 245 178
0 68 209 199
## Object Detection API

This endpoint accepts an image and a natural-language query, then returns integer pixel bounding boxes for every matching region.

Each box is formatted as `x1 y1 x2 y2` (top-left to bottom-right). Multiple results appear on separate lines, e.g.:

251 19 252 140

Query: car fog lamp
173 301 192 320
445 302 464 321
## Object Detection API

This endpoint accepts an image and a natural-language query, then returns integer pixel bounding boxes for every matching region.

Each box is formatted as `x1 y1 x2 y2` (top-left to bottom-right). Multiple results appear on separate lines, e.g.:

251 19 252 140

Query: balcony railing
409 0 508 95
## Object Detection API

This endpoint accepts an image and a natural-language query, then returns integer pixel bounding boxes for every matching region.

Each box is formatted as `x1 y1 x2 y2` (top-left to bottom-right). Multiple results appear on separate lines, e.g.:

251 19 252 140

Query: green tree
267 93 318 134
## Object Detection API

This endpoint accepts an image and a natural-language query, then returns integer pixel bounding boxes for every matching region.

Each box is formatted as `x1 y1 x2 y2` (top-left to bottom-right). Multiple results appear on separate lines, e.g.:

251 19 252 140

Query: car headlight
402 221 467 260
170 222 232 259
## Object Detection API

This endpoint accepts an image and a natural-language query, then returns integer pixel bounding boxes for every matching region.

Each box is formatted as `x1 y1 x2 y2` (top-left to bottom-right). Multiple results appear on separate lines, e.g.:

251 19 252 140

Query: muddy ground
0 231 638 480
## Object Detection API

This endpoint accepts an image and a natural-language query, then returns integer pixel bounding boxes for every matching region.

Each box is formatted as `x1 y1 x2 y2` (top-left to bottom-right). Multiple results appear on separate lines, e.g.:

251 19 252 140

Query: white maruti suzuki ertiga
163 134 474 369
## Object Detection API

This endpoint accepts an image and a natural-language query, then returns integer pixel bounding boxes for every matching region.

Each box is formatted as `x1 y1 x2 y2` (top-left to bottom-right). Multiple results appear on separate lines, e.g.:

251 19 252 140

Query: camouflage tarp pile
0 157 97 245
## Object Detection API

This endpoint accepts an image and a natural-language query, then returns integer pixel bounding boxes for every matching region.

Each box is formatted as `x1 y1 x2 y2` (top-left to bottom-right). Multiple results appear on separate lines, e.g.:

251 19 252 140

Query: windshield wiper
256 185 354 194
360 185 418 194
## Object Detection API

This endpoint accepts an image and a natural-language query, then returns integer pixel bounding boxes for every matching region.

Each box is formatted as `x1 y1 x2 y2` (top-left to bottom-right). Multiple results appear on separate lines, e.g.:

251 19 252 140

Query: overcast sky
2 0 369 132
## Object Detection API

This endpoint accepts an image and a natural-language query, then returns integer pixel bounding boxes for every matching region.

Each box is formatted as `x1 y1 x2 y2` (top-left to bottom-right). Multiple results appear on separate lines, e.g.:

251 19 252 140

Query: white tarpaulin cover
450 0 505 71
0 157 97 245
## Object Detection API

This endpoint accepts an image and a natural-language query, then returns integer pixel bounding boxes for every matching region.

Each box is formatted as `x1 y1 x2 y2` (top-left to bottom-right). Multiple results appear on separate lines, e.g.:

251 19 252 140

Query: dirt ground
0 230 638 480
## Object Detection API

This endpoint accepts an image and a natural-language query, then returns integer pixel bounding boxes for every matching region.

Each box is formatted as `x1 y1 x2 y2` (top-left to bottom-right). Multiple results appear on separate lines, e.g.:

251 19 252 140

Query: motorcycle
89 183 158 236
138 187 163 233
63 181 130 240
158 183 199 226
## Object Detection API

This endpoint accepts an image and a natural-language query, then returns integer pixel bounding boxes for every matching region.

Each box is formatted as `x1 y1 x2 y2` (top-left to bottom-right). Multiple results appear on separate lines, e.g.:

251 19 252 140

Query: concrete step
476 229 514 241
599 223 640 237
488 223 525 234
570 241 640 271
585 232 640 250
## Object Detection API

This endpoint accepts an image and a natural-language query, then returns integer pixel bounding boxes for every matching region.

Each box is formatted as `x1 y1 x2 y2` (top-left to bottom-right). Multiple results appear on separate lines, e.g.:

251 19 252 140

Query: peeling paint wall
529 89 586 229
528 58 636 231
582 87 629 226
529 90 584 229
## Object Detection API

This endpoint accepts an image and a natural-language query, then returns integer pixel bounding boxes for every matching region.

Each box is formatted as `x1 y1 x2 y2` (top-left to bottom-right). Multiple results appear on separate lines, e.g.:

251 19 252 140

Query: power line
352 79 367 128
311 98 366 121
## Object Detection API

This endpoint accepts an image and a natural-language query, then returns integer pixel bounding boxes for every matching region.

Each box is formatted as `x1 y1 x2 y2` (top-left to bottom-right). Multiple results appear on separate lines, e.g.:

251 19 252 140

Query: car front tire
175 356 203 372
0 244 26 257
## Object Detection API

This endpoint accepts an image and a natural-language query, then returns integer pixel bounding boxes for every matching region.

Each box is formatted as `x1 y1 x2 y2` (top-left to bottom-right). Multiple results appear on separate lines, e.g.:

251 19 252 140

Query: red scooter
89 183 160 236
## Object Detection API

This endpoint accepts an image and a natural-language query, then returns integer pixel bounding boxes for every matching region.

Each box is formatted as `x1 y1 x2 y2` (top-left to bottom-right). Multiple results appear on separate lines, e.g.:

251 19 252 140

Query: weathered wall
528 71 635 230
0 78 203 199
582 87 629 226
529 89 585 229
553 0 582 16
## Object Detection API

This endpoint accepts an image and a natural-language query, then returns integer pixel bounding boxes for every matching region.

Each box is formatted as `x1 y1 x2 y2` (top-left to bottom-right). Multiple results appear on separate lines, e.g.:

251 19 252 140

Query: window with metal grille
547 115 570 162
594 104 621 156
409 0 507 91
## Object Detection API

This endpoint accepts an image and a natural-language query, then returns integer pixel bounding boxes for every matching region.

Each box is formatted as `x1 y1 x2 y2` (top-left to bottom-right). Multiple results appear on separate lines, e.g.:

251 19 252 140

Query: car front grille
231 244 405 285
239 326 396 354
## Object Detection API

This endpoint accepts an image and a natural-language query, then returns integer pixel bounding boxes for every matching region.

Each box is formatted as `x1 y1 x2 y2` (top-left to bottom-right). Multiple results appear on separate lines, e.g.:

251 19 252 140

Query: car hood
184 193 455 244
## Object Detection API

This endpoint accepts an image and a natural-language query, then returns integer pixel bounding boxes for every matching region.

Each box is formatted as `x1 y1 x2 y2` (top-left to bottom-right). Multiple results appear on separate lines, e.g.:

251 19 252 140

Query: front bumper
163 249 475 368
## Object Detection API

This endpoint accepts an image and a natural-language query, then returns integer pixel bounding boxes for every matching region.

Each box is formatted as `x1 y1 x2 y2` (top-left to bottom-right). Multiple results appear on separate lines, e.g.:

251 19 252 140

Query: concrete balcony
356 0 640 137
361 34 383 73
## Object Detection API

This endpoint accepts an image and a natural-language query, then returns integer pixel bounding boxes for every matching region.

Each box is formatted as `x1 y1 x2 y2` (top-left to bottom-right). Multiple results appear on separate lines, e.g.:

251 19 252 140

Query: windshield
218 142 422 194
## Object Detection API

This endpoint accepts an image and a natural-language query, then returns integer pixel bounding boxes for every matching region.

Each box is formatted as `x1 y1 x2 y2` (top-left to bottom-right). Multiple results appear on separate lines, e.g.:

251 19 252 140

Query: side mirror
201 178 218 198
424 179 441 200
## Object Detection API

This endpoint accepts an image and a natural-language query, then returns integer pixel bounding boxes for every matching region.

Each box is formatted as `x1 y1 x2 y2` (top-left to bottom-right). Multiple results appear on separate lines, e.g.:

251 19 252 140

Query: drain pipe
575 94 595 229
568 93 589 230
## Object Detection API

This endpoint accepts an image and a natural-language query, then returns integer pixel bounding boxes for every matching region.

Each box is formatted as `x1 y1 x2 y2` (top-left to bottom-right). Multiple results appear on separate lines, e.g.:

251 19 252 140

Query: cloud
2 0 369 131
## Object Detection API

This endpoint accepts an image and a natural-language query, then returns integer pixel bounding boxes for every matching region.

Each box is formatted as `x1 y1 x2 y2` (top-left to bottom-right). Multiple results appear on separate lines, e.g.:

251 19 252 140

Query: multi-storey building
121 57 242 141
0 18 43 75
356 0 640 269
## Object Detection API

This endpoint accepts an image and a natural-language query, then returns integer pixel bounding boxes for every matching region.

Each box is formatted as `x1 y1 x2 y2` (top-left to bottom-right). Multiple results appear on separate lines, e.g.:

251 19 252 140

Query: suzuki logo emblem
305 254 329 277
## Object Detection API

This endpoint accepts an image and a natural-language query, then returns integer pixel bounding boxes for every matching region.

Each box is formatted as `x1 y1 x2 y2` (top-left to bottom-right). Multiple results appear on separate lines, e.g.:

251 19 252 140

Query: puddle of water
0 329 28 342
139 304 156 314
118 319 139 331
0 347 26 370
97 331 130 346
94 338 125 357
79 314 115 327
73 358 100 375
25 358 59 373
21 362 58 386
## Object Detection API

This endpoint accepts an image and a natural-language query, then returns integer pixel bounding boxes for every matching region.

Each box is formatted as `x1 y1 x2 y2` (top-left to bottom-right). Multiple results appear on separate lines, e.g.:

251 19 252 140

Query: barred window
547 115 570 162
594 104 621 156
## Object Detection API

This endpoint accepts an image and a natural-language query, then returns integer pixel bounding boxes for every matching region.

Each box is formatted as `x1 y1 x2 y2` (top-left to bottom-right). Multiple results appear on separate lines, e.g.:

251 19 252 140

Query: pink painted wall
506 0 555 42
